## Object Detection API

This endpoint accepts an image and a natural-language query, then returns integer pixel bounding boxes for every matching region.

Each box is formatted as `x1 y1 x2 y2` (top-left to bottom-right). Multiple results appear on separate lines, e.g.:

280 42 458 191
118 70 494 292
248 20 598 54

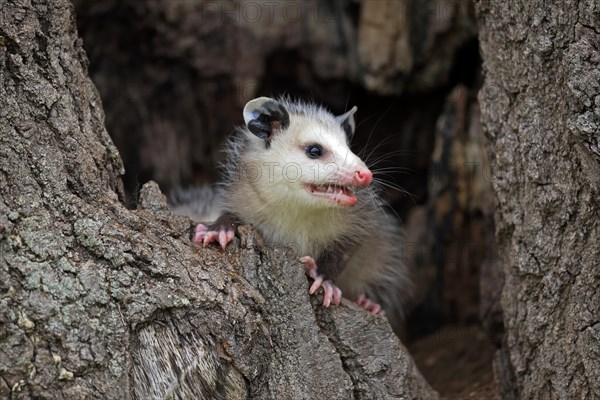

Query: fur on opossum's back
170 186 222 223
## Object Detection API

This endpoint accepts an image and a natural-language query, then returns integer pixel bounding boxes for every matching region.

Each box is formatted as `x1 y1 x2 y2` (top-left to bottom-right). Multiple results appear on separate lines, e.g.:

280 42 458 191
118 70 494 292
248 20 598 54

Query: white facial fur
241 112 367 209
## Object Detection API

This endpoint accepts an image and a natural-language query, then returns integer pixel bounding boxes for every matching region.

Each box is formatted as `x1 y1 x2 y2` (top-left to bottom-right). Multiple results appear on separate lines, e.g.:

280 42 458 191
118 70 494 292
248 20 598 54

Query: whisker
376 193 403 224
360 104 394 157
370 166 416 174
361 148 417 168
359 135 399 163
372 178 418 201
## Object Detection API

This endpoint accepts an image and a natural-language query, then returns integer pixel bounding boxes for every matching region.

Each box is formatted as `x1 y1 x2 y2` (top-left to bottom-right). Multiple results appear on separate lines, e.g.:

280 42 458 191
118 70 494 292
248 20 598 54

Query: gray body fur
170 186 222 223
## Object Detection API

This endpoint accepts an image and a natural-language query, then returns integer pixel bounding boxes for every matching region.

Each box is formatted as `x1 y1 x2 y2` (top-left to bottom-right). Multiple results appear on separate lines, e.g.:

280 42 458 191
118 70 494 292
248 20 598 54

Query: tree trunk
0 1 437 399
477 1 600 398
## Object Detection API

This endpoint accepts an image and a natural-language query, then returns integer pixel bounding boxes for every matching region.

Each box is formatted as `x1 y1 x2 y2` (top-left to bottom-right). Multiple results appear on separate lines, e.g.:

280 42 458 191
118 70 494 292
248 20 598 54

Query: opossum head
241 97 372 208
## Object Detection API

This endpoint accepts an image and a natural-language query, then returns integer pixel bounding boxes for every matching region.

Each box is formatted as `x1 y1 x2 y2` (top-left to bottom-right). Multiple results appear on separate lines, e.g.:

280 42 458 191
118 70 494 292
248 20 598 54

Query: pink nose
353 168 373 187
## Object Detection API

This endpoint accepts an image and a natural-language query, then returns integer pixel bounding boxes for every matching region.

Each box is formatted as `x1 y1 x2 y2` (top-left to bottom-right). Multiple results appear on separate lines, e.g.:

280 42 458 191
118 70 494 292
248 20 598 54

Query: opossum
175 97 410 326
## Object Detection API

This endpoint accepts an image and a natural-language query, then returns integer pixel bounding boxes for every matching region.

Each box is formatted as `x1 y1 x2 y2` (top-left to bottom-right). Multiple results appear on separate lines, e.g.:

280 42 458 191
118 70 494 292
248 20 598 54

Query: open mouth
305 183 358 206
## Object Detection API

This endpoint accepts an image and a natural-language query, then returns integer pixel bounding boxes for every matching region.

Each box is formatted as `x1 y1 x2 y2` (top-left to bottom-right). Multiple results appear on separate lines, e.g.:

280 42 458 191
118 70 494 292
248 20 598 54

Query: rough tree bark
0 1 437 399
477 0 600 398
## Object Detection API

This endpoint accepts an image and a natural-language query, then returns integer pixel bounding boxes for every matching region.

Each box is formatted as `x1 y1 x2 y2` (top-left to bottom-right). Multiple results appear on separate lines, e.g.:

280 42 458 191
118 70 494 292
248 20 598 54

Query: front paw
194 223 235 250
300 256 342 307
193 212 239 250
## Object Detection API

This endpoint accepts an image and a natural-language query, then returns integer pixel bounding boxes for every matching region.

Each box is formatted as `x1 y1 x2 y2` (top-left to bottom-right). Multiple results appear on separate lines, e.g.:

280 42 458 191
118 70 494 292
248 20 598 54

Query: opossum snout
352 167 373 187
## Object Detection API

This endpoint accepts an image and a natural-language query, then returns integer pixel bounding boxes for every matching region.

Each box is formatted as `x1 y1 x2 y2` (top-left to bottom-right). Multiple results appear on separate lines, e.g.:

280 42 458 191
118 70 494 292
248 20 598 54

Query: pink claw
355 294 383 315
203 231 220 246
356 294 366 306
218 230 227 249
309 275 324 295
193 224 208 243
332 285 342 305
215 228 235 250
322 281 333 307
300 256 343 308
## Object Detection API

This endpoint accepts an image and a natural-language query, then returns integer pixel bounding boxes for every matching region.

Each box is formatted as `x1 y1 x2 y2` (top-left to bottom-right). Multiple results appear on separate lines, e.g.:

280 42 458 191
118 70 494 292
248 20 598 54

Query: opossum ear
243 97 290 142
336 106 358 141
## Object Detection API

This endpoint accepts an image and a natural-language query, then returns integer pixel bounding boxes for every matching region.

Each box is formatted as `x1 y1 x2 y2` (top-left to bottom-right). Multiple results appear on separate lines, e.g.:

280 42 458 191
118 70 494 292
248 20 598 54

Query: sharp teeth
327 186 333 193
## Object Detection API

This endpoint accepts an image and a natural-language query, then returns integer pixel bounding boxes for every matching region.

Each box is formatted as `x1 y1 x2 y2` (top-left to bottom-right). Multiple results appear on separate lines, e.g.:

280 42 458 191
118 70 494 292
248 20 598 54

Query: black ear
243 97 290 142
336 106 357 141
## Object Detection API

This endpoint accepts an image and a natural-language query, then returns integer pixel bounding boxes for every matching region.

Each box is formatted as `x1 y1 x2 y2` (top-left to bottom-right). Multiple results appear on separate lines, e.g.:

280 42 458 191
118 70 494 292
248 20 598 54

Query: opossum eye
306 144 323 159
